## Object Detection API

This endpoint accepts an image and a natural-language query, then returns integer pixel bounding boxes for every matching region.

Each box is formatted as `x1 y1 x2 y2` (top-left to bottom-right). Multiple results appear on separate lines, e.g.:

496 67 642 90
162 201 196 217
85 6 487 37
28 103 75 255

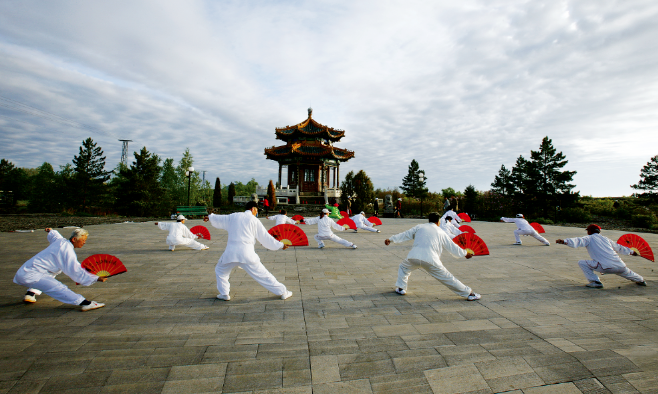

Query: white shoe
217 294 230 301
201 246 210 250
281 291 293 300
23 294 36 303
170 246 175 251
395 288 406 295
586 281 603 288
467 293 481 301
351 244 357 249
513 242 522 245
318 245 324 249
376 230 381 233
81 301 105 312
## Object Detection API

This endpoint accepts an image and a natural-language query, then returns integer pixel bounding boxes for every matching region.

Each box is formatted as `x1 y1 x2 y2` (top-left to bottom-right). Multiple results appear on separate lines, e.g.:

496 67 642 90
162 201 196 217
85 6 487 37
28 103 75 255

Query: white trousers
215 260 287 297
15 273 85 305
395 258 472 298
314 234 353 248
169 239 207 251
578 260 644 283
357 226 378 232
514 229 549 245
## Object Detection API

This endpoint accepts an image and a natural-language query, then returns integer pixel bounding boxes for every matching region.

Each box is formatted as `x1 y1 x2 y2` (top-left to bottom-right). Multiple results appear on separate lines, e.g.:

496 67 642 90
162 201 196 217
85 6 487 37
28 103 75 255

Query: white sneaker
81 301 105 312
201 246 210 250
395 288 406 295
318 245 324 249
170 246 175 251
23 294 36 303
217 294 231 301
281 291 293 300
376 230 381 233
467 293 481 301
351 244 357 249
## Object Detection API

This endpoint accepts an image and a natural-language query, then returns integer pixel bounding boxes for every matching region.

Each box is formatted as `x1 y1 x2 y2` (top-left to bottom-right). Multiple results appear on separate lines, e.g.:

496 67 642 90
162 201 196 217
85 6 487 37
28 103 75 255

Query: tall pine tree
631 155 658 200
400 159 427 199
213 177 222 207
72 138 111 211
114 147 165 216
490 165 514 196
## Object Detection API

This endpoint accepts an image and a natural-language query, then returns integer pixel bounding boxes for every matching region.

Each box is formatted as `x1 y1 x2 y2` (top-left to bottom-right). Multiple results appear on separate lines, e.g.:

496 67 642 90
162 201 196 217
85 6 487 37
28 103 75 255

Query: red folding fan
81 254 127 278
189 225 211 240
457 213 471 222
458 225 476 234
368 216 382 226
292 214 305 224
530 222 545 234
340 211 349 218
268 224 309 246
453 233 489 256
337 218 357 230
617 234 654 262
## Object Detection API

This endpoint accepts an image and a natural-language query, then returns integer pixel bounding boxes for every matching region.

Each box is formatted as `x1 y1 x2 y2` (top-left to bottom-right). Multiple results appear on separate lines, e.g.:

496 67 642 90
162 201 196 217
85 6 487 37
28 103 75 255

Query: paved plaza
1 217 657 393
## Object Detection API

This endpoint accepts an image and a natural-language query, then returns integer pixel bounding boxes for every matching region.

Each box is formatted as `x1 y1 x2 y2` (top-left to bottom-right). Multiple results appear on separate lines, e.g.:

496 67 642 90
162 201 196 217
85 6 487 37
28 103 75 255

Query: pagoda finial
308 107 313 118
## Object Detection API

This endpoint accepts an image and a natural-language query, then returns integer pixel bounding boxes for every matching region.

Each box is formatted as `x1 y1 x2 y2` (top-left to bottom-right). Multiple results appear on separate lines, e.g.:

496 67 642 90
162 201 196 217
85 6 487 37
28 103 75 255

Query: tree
340 171 355 203
72 138 111 211
160 158 178 211
441 187 457 199
490 165 514 196
631 155 658 200
175 148 201 206
529 137 576 195
29 163 62 213
400 159 427 199
228 182 236 204
267 180 277 210
114 147 165 216
463 185 478 214
351 170 375 213
213 177 222 207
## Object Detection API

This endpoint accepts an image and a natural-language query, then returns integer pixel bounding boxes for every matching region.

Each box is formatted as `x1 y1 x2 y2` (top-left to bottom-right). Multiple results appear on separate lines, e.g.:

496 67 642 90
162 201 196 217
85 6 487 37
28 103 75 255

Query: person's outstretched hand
98 276 108 282
282 244 289 250
556 239 565 244
465 252 474 259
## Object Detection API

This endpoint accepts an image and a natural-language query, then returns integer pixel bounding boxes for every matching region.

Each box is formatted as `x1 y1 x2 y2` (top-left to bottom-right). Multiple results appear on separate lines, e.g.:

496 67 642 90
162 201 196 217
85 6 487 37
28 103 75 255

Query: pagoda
264 108 354 204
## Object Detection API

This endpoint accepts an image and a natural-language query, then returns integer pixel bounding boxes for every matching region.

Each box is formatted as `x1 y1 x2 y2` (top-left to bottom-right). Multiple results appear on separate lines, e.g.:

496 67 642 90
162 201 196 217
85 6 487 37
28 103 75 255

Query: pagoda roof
275 112 345 142
264 141 354 162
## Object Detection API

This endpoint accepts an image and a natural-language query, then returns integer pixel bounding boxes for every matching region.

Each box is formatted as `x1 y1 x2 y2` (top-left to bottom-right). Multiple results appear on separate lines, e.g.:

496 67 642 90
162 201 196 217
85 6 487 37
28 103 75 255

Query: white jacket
390 222 466 264
208 211 283 264
501 217 534 232
441 210 461 224
440 219 462 237
158 222 198 246
267 214 296 226
13 230 98 286
563 233 633 270
304 215 345 237
350 214 374 229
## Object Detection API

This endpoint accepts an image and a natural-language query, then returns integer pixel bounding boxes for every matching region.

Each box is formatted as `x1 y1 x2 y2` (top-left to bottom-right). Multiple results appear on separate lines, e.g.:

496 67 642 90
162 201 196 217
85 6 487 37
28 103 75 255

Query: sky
1 0 657 197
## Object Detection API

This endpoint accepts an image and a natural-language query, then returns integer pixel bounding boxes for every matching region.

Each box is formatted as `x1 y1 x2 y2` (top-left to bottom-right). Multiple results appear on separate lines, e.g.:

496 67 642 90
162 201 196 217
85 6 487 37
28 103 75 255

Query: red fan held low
457 213 471 222
453 233 489 256
337 218 357 230
81 254 127 278
458 225 476 234
368 216 382 226
189 225 211 240
617 234 655 262
292 214 305 224
268 224 309 246
530 222 545 234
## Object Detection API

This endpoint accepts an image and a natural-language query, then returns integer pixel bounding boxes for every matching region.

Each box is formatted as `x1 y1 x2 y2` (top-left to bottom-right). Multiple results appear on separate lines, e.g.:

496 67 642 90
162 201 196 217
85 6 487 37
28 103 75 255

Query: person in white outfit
155 215 209 251
304 208 357 249
440 216 462 239
350 211 380 233
14 228 106 311
441 209 461 225
267 209 298 226
500 214 550 246
556 224 646 288
204 201 292 301
385 212 480 300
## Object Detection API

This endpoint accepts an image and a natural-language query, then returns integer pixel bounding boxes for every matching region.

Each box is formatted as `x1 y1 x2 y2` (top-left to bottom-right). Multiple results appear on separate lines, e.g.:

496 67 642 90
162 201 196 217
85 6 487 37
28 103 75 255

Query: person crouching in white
440 216 462 239
14 228 106 311
304 208 357 249
441 209 461 225
267 209 298 226
155 215 209 251
204 201 292 301
500 214 550 246
384 212 481 300
556 224 646 288
350 211 380 233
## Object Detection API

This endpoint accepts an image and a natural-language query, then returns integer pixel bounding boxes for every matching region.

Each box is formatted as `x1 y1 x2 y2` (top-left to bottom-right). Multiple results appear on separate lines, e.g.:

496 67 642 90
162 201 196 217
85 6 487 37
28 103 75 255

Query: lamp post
418 173 425 218
186 167 194 206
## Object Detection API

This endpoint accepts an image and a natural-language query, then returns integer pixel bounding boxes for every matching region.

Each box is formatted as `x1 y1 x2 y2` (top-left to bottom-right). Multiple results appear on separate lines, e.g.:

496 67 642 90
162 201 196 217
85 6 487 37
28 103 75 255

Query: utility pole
119 140 132 166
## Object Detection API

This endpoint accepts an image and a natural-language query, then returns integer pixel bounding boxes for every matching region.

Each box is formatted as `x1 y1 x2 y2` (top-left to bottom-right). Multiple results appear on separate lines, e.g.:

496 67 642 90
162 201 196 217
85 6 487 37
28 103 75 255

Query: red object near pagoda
530 222 545 234
340 211 349 218
617 234 654 262
268 224 309 246
81 254 127 278
337 218 357 230
452 233 489 256
457 213 471 222
292 214 305 224
458 225 476 234
190 225 211 240
368 216 382 226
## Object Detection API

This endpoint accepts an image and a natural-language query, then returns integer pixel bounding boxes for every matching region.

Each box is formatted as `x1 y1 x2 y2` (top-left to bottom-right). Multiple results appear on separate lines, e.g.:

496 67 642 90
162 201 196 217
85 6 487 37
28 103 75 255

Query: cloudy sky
1 1 657 197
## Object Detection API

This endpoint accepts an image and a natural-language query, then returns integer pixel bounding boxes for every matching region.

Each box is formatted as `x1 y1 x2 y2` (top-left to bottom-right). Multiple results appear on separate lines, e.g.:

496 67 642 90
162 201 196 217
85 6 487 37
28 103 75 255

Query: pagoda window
304 169 316 182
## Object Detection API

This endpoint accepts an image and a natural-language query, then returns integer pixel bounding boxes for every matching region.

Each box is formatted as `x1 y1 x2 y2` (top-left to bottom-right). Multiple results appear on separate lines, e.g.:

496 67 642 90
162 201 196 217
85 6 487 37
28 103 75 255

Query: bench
176 206 208 218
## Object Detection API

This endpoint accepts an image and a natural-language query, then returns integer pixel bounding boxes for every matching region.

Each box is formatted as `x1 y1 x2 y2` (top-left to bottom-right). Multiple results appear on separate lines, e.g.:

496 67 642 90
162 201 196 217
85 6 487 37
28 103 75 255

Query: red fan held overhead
617 234 654 262
81 254 127 278
368 216 382 226
457 213 471 222
189 225 211 240
337 218 357 230
291 214 305 224
458 225 476 234
453 233 489 256
268 224 309 246
530 222 545 234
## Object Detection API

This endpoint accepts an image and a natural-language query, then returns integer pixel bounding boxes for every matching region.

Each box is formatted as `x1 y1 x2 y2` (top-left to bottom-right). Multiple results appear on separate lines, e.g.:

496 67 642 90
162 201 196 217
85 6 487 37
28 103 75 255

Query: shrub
631 214 657 228
534 217 554 225
561 207 592 223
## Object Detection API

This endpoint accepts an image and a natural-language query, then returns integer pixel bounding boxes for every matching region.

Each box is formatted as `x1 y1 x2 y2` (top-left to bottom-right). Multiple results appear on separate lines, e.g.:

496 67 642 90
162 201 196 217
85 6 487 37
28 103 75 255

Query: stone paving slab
1 218 657 393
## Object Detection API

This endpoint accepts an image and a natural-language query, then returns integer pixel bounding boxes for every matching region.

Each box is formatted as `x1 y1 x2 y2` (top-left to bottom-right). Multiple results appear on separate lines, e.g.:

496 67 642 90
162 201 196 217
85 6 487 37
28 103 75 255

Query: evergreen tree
160 158 177 211
352 170 375 213
72 138 111 211
631 155 658 200
340 171 355 203
463 185 478 214
213 177 222 207
29 163 62 213
400 159 427 199
490 165 514 196
228 182 235 204
528 137 577 215
175 148 201 206
267 180 277 210
114 147 165 216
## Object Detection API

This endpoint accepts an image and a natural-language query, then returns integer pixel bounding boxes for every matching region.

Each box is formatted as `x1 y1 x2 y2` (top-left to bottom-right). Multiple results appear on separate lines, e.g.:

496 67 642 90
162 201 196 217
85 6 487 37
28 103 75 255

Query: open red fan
368 216 382 226
340 211 349 218
453 233 489 256
189 225 211 240
337 218 357 230
617 234 654 262
457 213 471 222
530 222 545 234
268 224 309 246
81 254 127 278
458 225 476 234
291 214 305 224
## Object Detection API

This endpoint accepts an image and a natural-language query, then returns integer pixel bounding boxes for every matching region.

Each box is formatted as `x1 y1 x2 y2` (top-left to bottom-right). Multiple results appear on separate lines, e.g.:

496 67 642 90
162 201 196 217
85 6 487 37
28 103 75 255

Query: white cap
177 215 186 220
360 211 365 215
322 208 330 213
516 214 524 218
